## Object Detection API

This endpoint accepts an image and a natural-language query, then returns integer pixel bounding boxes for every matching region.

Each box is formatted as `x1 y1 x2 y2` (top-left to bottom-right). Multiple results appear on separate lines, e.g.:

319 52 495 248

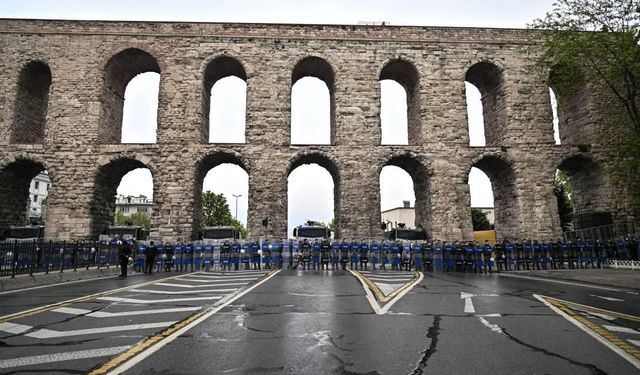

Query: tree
114 209 126 226
471 208 493 231
128 212 151 230
328 218 336 233
530 0 640 215
554 170 575 232
201 191 247 238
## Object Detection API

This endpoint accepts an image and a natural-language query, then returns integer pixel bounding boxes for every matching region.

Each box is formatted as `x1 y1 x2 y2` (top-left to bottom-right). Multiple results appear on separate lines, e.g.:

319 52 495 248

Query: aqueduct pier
0 19 626 241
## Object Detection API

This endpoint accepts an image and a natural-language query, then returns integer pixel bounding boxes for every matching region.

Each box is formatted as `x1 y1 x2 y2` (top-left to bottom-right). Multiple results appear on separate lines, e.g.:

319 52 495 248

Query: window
35 181 39 190
33 195 38 203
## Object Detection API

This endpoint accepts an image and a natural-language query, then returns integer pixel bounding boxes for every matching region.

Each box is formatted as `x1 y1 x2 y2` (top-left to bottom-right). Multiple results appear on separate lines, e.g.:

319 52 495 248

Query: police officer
424 241 434 272
311 239 321 270
340 239 350 270
504 238 514 271
483 240 493 274
320 239 330 270
301 239 311 270
541 240 551 270
381 241 390 270
118 240 131 277
523 239 533 271
350 240 360 270
568 239 578 269
360 239 370 270
221 240 231 271
145 241 156 274
443 241 453 272
370 241 380 270
560 238 569 269
515 239 525 271
532 239 542 271
585 238 595 269
465 241 475 272
494 239 505 272
251 240 261 270
413 241 423 271
402 241 412 271
433 240 443 272
331 240 340 270
164 242 174 272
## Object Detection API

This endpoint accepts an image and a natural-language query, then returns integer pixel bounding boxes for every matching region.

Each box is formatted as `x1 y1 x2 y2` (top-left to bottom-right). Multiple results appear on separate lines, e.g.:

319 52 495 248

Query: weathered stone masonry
0 19 622 241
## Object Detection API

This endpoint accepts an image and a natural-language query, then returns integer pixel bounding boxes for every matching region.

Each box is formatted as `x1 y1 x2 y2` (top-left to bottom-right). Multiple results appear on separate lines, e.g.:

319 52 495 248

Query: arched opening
194 152 249 239
548 65 589 145
90 158 154 238
465 62 507 146
468 156 520 239
468 167 495 231
380 155 431 235
465 82 485 146
379 59 420 145
287 153 340 238
114 168 154 231
11 61 52 144
203 56 247 143
202 164 249 229
557 155 611 230
99 48 160 144
121 72 160 143
291 57 335 145
0 160 50 237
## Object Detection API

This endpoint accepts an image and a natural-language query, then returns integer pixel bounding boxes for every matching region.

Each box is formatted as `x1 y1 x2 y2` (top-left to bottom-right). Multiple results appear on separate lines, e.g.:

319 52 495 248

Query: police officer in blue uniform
311 239 321 270
494 239 505 272
320 239 330 270
381 241 390 270
370 241 380 270
532 239 542 270
340 240 350 270
443 241 453 272
331 240 340 270
301 239 311 270
504 238 515 271
483 240 493 274
360 240 370 270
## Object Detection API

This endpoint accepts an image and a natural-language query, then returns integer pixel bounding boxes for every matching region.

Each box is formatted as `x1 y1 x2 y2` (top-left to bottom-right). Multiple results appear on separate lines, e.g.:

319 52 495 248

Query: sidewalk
507 269 640 291
0 266 124 293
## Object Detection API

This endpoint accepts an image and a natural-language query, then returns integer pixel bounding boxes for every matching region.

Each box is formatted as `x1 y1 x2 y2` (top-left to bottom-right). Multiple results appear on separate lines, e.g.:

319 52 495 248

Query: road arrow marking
461 292 499 314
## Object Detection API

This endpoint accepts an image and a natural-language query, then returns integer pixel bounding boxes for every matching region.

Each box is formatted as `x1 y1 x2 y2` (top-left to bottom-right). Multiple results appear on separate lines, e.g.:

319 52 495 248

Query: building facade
0 19 630 241
27 171 50 222
115 195 153 217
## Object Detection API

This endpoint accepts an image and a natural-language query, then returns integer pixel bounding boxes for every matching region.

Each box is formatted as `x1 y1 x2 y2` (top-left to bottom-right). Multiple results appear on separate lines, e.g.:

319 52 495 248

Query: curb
0 267 123 292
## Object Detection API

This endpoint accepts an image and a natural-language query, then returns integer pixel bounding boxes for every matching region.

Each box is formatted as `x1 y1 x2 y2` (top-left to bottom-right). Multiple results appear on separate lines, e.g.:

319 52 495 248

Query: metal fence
563 222 637 243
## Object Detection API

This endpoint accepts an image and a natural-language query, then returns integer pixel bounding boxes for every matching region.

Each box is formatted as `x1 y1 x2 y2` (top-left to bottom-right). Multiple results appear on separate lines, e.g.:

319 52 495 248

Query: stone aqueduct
0 19 624 242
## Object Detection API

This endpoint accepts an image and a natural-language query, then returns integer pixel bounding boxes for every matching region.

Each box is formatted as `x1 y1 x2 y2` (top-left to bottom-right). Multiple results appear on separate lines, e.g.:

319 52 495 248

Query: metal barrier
607 259 640 270
564 223 637 243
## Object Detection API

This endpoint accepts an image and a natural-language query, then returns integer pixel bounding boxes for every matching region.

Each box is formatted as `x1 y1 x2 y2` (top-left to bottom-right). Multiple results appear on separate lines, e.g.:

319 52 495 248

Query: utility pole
232 194 242 220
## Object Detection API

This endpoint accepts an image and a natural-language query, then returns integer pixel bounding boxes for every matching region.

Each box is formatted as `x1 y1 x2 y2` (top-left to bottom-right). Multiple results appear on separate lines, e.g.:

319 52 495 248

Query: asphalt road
0 268 639 374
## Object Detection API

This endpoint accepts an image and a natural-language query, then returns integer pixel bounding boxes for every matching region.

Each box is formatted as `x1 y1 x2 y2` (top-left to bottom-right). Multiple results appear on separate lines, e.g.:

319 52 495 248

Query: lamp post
232 194 242 220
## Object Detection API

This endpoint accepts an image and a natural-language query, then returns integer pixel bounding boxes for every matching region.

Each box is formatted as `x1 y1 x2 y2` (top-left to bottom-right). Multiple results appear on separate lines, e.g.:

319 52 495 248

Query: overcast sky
2 0 557 237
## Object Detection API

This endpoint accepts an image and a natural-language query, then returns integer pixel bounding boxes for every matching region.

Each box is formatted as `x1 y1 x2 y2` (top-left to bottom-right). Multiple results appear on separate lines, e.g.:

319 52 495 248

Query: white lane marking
180 278 257 283
603 325 640 335
368 278 413 282
348 270 382 315
461 292 499 314
0 345 131 369
588 312 617 321
129 288 237 295
188 275 265 280
108 269 282 375
377 283 406 296
98 296 222 304
349 270 424 315
359 273 413 278
589 294 625 302
0 322 31 334
476 314 503 333
26 321 176 339
155 282 249 288
629 339 640 347
52 306 201 318
464 297 475 314
0 275 119 296
499 273 620 292
534 294 640 370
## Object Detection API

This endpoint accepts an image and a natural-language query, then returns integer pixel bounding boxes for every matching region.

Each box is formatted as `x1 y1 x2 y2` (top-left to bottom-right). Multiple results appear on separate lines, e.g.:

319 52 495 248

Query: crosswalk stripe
129 288 237 295
630 339 640 348
98 296 222 304
26 321 176 339
52 306 202 318
180 278 257 283
0 322 31 335
604 325 640 335
154 282 248 288
0 346 131 369
191 274 267 279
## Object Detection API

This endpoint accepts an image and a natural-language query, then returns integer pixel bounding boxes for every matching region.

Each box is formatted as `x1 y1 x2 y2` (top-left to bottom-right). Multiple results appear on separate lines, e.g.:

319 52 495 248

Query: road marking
590 294 625 302
588 312 616 321
350 270 423 315
476 314 503 333
0 275 119 296
91 269 281 375
129 288 237 294
461 292 499 314
0 345 131 369
0 322 31 334
25 321 176 339
154 282 249 288
179 278 260 283
630 339 640 347
604 325 640 335
0 273 193 323
52 306 202 318
98 296 222 304
499 273 620 291
534 294 640 369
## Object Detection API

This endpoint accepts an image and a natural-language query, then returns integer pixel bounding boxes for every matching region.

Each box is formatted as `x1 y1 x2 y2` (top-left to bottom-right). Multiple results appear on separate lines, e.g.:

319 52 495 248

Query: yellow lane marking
543 296 640 323
89 269 280 375
0 272 200 324
538 295 640 361
354 271 420 303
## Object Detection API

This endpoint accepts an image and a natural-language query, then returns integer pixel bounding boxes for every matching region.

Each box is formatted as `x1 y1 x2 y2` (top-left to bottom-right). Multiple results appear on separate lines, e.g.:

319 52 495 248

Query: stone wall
0 19 622 241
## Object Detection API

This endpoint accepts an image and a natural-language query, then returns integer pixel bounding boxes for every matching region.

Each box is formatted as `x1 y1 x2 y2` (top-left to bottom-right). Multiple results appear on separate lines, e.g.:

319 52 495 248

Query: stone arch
193 151 250 238
379 58 422 145
548 64 591 145
286 151 341 238
98 47 161 144
90 156 156 238
202 55 248 142
11 60 52 144
465 153 521 239
380 153 432 235
557 153 611 229
0 157 50 236
291 56 336 144
465 61 507 146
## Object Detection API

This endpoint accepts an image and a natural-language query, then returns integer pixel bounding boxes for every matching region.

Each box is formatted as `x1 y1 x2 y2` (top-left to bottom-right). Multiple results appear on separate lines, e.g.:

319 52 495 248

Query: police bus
5 225 45 242
292 223 331 240
102 225 149 241
385 228 427 241
202 226 241 242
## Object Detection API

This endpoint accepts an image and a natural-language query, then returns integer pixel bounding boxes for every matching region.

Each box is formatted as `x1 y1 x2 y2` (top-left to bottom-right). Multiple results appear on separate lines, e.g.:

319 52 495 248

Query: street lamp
232 194 242 220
